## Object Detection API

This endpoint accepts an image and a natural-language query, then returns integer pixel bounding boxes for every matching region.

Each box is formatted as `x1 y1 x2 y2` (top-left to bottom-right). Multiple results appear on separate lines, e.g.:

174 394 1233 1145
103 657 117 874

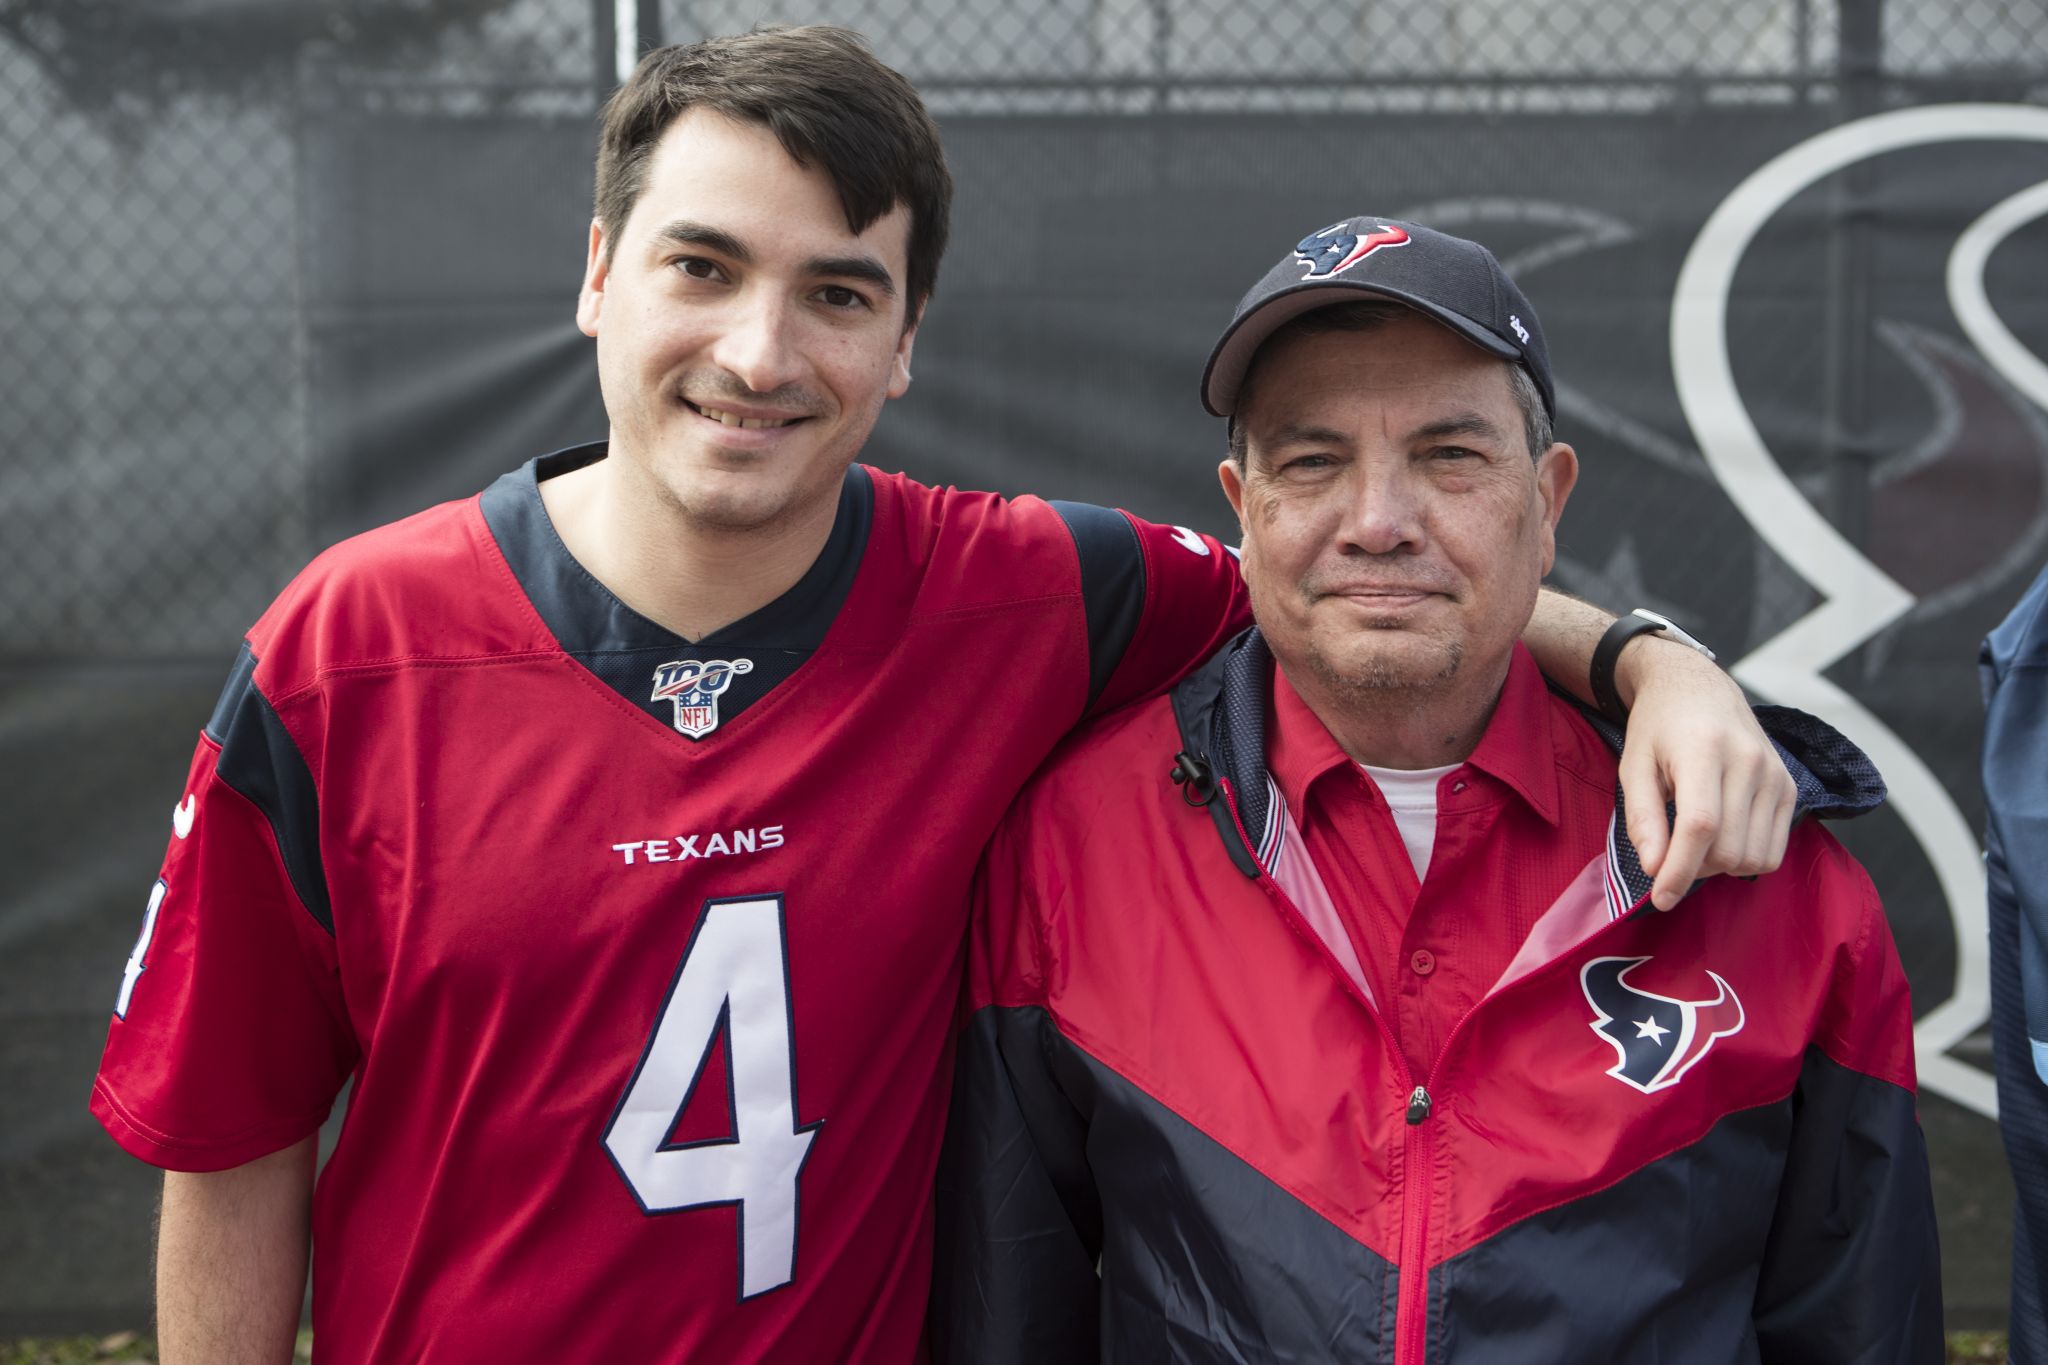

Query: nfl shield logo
650 658 754 738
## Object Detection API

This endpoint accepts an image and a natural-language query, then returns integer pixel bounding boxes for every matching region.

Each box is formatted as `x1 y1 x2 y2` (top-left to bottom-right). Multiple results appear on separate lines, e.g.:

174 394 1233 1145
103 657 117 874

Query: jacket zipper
1215 778 1430 1365
1216 771 1659 1365
1395 1085 1435 1365
1394 888 1659 1365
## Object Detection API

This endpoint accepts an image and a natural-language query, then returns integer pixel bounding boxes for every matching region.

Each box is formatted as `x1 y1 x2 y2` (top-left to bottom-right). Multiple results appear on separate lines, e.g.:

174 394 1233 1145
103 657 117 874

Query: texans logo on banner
650 658 754 738
1581 956 1745 1094
1294 220 1409 278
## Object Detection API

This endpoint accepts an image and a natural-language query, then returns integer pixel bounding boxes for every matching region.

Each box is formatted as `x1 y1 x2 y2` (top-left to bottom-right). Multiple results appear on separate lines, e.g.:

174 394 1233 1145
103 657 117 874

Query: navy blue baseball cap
1201 216 1555 421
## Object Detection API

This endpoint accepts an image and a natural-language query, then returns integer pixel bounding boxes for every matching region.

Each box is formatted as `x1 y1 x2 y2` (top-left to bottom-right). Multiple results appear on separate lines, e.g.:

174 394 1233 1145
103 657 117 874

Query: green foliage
1947 1330 2012 1362
0 1333 311 1364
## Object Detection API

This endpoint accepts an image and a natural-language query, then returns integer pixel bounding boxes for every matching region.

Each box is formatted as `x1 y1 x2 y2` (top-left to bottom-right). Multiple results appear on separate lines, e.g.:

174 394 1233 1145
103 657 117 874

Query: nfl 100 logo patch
650 658 754 738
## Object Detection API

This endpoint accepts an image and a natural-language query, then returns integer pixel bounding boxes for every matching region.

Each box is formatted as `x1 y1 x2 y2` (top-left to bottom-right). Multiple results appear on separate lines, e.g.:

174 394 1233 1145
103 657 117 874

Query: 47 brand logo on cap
651 658 754 738
1294 220 1410 279
1581 956 1745 1093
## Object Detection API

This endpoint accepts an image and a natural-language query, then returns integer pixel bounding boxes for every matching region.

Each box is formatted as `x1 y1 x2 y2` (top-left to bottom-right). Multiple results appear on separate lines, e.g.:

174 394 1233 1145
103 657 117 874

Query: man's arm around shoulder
1523 588 1797 909
157 1135 314 1365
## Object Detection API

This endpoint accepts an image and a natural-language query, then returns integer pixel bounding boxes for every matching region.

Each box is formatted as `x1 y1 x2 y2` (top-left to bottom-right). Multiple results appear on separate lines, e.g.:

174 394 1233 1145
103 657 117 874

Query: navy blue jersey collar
479 442 872 655
477 442 873 740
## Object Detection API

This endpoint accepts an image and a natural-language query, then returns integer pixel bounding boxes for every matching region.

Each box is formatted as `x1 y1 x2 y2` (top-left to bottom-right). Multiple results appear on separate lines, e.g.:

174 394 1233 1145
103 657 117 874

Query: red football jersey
91 446 1246 1362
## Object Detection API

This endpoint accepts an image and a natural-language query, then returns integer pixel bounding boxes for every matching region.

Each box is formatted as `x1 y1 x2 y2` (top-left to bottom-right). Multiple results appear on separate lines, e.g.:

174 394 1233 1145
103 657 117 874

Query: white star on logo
1634 1016 1670 1042
172 794 196 840
1169 526 1210 557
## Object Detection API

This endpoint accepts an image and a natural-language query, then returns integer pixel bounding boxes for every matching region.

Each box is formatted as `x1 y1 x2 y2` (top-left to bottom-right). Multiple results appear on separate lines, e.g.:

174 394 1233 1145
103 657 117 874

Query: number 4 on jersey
603 895 821 1299
114 879 170 1019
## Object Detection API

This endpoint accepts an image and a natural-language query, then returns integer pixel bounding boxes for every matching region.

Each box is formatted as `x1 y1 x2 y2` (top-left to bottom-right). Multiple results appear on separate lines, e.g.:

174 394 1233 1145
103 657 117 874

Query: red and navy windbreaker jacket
933 628 1941 1365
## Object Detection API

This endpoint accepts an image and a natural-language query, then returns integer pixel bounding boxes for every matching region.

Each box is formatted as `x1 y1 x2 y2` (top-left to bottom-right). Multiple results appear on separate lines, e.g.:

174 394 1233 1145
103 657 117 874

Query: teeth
697 404 796 430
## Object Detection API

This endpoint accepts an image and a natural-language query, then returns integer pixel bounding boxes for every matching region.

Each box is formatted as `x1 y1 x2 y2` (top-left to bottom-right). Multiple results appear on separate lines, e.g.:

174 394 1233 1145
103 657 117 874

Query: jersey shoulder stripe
205 640 331 934
1048 501 1146 712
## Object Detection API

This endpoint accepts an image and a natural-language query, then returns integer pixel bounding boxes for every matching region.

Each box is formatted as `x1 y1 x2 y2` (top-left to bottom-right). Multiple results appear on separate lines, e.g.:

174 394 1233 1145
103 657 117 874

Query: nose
1336 461 1425 557
708 290 806 396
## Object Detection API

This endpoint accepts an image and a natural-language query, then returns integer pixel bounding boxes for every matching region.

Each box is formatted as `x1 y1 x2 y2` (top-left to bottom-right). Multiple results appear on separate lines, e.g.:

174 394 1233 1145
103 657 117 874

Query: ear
1218 456 1249 528
1533 442 1579 575
886 312 919 400
576 220 609 338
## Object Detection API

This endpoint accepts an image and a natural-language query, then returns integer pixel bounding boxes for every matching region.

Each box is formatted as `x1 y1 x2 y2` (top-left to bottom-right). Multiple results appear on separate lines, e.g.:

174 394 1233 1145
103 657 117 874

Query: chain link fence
1 0 2043 661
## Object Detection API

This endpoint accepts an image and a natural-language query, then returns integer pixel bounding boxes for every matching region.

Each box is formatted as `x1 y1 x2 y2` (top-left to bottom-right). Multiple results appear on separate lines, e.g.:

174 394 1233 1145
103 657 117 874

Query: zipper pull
1169 750 1217 807
1405 1086 1431 1125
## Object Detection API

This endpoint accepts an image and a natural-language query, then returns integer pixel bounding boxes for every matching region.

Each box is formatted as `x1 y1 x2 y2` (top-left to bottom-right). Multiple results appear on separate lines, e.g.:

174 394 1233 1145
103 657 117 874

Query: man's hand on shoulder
1615 635 1797 910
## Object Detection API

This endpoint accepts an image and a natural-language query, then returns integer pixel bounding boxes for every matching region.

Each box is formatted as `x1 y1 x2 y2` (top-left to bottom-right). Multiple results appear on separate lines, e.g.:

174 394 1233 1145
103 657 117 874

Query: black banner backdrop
3 0 2045 1335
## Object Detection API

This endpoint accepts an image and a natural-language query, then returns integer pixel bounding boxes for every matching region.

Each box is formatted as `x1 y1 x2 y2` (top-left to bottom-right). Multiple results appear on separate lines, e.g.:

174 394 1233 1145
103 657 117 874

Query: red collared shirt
1266 643 1618 1077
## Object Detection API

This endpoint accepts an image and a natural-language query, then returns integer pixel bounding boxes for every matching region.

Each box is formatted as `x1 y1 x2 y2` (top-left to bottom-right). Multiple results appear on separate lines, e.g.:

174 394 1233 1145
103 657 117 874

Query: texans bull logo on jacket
1581 955 1746 1094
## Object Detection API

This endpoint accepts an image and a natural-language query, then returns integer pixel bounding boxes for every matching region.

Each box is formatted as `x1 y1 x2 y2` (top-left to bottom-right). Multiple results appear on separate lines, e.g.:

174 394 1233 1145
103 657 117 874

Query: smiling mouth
1331 588 1437 602
684 399 807 430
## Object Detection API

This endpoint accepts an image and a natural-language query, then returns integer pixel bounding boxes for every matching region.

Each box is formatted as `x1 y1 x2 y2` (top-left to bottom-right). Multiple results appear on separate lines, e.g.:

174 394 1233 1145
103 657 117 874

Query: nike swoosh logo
1170 526 1210 557
172 794 195 840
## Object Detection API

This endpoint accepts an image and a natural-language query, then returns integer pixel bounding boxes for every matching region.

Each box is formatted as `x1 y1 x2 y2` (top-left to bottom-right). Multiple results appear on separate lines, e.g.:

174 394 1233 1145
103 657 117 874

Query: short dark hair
1228 300 1553 464
594 26 953 322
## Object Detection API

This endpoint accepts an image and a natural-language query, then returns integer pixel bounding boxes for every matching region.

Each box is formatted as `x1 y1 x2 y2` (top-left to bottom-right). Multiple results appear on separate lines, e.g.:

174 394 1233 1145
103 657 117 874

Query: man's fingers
1734 771 1775 876
1652 770 1721 911
1711 761 1762 879
1607 635 1795 908
1694 748 1796 880
1739 762 1796 877
1766 779 1795 870
1618 746 1670 878
1725 754 1787 877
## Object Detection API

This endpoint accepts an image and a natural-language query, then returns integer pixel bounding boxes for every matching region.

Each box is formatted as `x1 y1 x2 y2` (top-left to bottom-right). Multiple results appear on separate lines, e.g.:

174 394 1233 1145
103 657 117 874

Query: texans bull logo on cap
1581 956 1745 1093
1293 221 1411 279
651 658 754 738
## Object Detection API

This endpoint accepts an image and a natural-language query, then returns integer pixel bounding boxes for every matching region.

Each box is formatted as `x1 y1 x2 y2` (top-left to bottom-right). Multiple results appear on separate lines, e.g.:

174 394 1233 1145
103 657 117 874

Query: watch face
1630 610 1716 662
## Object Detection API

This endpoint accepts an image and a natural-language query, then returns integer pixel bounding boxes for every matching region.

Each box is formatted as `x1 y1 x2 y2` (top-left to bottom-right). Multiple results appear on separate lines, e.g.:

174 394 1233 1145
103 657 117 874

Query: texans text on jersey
611 827 787 865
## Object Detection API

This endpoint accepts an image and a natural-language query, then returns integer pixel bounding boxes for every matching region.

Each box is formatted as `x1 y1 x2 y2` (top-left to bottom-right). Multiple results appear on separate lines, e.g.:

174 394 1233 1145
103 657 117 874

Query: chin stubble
1305 635 1463 700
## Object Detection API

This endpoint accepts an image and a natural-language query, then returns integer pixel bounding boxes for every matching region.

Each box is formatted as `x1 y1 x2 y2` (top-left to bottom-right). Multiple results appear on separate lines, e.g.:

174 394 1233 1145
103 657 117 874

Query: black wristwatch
1590 609 1716 725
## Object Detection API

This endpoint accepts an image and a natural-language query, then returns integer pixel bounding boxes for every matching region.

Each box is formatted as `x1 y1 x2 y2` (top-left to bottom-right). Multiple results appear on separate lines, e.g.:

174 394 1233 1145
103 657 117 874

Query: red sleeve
1094 514 1248 715
1047 500 1248 719
89 666 357 1172
1809 837 1919 1094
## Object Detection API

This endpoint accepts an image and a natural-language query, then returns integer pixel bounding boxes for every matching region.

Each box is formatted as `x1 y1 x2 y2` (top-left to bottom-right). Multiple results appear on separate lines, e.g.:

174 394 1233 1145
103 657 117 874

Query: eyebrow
1262 413 1507 448
1262 422 1351 449
1409 411 1510 444
654 220 898 299
657 220 751 260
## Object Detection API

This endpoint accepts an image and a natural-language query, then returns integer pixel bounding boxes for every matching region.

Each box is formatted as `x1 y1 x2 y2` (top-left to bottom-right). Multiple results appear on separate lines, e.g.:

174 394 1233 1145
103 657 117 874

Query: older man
933 218 1942 1363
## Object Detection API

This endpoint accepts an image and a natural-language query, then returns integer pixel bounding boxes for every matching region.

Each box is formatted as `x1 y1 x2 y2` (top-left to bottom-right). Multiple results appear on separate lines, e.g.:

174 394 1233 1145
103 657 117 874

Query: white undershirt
1358 763 1462 882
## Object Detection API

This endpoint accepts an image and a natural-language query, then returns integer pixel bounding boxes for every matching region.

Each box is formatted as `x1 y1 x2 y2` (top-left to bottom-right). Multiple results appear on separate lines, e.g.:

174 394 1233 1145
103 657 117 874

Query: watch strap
1591 614 1667 725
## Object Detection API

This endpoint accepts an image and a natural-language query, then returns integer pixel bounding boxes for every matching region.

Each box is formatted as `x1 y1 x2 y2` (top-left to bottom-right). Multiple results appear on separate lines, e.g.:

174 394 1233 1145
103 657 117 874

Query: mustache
1301 572 1456 600
672 373 826 419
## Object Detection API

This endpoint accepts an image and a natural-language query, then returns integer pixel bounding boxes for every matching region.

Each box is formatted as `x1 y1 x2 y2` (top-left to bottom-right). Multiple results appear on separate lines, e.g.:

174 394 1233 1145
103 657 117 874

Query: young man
935 219 1941 1362
94 31 1799 1364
